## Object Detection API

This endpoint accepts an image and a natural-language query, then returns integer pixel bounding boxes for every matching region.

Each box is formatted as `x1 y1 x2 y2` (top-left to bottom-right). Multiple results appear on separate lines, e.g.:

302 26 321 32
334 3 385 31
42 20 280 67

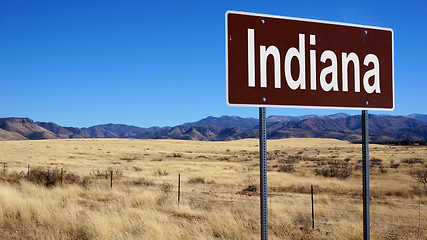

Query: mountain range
0 113 426 142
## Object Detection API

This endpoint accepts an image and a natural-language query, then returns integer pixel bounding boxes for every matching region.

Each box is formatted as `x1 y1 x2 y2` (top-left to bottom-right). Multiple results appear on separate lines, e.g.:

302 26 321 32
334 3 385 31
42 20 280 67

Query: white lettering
320 50 338 91
342 52 360 92
246 30 381 94
310 35 316 90
284 34 306 90
260 45 281 88
248 29 255 87
363 54 381 93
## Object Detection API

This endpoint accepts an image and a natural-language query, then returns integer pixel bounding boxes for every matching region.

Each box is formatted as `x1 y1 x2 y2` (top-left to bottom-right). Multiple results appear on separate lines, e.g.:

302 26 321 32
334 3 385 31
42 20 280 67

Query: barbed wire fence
0 161 425 238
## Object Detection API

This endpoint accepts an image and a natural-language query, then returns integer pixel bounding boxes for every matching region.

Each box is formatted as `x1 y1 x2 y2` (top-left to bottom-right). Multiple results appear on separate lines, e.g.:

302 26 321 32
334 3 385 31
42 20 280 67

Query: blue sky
1 0 426 127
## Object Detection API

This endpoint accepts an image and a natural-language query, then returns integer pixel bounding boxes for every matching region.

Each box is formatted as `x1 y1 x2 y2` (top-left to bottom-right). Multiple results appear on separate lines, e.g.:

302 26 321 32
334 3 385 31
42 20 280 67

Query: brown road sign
226 11 394 110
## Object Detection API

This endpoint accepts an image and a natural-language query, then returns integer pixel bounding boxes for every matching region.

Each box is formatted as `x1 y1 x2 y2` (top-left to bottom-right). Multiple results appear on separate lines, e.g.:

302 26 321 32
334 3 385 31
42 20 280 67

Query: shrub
160 182 173 193
132 177 154 186
109 168 123 177
286 155 303 163
390 163 400 168
243 184 257 192
62 170 81 184
28 168 81 187
91 168 122 179
293 213 312 230
157 182 173 205
410 185 427 196
91 169 109 179
402 158 424 165
370 158 383 166
409 169 427 185
153 169 169 177
188 177 205 184
279 164 295 173
314 160 352 179
379 164 387 174
133 166 143 171
0 171 25 184
120 155 139 161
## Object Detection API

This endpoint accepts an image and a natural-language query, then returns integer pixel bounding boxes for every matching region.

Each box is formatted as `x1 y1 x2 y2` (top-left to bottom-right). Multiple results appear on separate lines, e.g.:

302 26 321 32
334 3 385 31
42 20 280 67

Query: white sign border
225 10 395 111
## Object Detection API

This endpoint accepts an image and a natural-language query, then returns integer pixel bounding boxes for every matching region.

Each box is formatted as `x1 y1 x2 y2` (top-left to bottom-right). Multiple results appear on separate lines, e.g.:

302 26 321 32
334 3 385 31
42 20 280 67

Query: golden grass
0 138 426 239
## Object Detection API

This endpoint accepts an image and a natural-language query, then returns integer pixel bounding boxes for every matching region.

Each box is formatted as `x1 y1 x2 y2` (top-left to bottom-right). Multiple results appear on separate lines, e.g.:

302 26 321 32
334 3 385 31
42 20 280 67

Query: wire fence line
1 161 426 234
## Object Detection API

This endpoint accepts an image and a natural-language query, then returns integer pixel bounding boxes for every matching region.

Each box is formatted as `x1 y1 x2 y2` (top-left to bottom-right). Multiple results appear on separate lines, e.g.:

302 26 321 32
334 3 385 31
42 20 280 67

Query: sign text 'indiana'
248 30 380 94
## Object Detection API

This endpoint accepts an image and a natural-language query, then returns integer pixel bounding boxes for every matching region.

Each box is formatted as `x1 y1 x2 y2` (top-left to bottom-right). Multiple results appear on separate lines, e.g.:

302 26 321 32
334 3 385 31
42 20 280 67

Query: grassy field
0 138 426 239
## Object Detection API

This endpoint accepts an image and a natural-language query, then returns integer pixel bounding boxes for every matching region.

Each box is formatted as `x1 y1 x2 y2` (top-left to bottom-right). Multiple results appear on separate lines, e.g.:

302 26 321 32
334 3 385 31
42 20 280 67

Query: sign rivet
261 19 265 24
364 30 368 34
262 97 267 102
365 101 369 105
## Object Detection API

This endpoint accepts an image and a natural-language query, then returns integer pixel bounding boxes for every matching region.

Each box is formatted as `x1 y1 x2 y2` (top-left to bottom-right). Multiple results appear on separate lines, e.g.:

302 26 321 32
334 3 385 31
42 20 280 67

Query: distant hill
267 113 350 123
0 118 56 140
407 114 427 122
183 116 258 131
0 113 426 142
36 122 89 139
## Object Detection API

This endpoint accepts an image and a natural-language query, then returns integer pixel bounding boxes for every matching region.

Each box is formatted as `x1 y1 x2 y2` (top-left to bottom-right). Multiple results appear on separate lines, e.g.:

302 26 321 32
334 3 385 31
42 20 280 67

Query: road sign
226 11 394 110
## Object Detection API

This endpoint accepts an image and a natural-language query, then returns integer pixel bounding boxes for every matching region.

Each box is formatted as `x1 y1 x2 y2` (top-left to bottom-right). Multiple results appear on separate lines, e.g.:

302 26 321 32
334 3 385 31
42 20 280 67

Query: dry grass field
0 138 426 239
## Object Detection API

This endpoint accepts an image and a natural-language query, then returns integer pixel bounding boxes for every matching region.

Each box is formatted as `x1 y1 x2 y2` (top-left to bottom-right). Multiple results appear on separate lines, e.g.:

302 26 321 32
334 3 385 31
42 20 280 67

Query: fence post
110 171 113 188
178 173 181 207
27 164 30 178
311 185 315 229
417 200 421 239
3 162 6 173
61 168 63 186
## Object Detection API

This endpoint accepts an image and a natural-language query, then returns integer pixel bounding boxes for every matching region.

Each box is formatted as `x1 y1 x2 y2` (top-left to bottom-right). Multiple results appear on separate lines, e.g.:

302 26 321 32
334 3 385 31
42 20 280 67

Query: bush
132 177 154 186
285 155 303 163
28 168 80 187
120 155 139 161
379 164 387 174
279 164 295 173
390 163 400 168
153 169 169 177
314 160 352 179
410 185 427 196
160 182 173 193
243 184 257 192
402 158 424 165
91 168 122 179
133 166 143 171
293 213 312 230
409 169 427 185
157 182 173 205
370 158 383 166
188 177 205 184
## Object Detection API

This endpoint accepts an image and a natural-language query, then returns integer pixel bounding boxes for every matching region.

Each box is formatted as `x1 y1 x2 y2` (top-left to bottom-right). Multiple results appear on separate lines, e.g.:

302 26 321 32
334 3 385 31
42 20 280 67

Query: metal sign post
362 110 370 240
259 107 268 240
